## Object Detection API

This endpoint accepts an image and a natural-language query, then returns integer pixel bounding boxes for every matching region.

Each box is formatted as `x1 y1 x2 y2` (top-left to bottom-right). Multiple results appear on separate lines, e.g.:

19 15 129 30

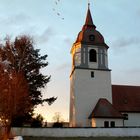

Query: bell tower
69 4 112 127
71 5 109 71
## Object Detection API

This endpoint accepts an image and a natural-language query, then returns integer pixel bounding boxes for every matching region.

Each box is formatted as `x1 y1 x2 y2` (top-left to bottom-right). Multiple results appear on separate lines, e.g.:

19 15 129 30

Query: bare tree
0 64 31 140
52 112 64 123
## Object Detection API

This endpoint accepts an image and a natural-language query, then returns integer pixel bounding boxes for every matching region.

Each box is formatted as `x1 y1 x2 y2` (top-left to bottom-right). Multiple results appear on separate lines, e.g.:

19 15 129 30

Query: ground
23 137 140 140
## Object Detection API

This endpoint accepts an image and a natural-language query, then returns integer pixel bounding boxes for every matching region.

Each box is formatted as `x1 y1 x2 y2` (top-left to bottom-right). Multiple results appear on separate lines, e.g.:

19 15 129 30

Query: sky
0 0 140 122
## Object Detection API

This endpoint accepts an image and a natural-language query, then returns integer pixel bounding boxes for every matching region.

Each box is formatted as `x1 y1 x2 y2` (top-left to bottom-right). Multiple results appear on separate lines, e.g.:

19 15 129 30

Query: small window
89 35 95 41
123 114 128 120
89 49 97 62
110 121 115 128
91 71 94 78
104 121 109 128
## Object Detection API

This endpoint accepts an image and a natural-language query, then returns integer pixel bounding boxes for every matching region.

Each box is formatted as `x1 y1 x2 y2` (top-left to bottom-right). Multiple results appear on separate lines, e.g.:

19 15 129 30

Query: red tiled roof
89 98 123 119
112 85 140 112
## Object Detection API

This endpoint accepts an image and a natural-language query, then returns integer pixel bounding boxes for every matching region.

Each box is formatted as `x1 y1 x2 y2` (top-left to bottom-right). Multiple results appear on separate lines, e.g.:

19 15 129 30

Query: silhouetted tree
0 35 57 126
31 114 44 128
52 112 64 128
52 122 63 128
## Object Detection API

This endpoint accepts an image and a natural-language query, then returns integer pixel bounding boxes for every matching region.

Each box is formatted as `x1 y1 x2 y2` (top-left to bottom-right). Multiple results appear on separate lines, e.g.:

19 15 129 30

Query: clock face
89 35 95 41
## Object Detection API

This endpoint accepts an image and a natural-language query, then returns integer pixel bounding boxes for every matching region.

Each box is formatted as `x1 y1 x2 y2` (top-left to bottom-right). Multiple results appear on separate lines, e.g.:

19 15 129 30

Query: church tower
69 5 112 127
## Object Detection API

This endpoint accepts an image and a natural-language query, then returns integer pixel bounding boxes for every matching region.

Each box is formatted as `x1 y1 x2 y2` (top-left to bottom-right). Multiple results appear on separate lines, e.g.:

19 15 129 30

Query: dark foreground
23 137 140 140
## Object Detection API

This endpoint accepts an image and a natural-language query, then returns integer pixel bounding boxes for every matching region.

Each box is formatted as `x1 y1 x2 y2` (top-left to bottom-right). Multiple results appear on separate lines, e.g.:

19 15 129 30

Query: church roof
89 98 123 119
74 7 109 48
112 85 140 112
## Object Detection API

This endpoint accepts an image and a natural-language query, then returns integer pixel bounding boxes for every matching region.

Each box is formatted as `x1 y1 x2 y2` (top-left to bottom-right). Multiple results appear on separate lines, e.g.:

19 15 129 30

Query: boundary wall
12 127 140 137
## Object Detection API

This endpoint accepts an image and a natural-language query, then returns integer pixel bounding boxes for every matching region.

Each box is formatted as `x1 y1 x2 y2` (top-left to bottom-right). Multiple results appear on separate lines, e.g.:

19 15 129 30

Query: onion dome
75 7 108 48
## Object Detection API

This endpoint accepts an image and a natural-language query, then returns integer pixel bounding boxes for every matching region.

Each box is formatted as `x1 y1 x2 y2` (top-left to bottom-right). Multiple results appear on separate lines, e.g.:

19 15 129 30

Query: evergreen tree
0 35 56 125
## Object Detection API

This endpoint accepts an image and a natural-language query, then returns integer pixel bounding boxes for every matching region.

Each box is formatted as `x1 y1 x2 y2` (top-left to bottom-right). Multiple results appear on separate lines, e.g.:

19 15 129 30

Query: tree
52 112 64 127
31 114 44 128
52 112 64 123
0 36 57 125
0 64 31 140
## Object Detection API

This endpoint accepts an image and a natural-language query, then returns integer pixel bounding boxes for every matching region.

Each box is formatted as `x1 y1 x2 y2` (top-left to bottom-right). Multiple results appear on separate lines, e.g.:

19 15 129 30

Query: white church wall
69 72 76 127
123 113 140 127
92 118 123 127
72 69 112 127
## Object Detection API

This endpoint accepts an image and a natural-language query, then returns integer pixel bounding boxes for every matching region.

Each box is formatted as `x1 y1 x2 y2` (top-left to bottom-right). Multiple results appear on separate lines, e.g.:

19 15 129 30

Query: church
69 4 140 128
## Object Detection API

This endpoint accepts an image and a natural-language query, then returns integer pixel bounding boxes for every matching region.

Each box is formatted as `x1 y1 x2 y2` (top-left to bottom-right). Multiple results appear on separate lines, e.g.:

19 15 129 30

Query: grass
23 137 140 140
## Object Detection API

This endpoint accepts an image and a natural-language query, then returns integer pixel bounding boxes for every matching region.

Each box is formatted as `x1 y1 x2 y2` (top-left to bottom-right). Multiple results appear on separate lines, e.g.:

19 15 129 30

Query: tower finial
88 0 90 9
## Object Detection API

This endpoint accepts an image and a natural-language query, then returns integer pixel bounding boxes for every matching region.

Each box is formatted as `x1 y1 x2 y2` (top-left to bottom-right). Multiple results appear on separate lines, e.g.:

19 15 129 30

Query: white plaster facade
123 113 140 127
91 118 123 127
70 68 112 127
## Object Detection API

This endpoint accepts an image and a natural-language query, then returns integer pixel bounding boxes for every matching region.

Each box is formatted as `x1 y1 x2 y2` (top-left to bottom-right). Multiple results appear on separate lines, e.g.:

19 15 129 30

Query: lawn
23 137 140 140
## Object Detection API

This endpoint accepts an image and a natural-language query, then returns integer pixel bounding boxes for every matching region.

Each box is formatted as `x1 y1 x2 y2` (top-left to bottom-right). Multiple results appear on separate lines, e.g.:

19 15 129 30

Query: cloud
0 13 33 37
36 27 55 44
111 37 140 49
0 13 31 26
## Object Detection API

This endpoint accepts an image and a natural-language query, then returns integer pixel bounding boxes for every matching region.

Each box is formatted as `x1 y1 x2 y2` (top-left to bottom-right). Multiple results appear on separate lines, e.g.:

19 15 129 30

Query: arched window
89 49 97 62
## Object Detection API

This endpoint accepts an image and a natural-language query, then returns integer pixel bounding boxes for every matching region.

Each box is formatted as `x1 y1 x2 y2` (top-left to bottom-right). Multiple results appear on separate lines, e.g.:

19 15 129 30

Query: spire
85 8 93 25
84 1 96 28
